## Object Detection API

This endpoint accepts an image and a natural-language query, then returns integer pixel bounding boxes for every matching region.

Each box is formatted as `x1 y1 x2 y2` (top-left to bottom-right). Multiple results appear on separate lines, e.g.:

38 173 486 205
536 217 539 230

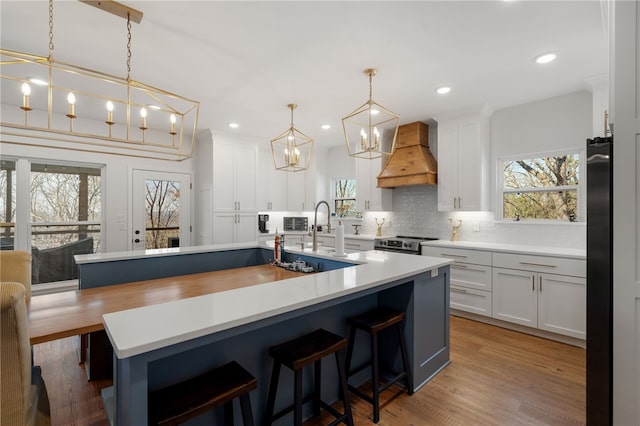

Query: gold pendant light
270 104 314 172
342 68 400 159
0 0 200 161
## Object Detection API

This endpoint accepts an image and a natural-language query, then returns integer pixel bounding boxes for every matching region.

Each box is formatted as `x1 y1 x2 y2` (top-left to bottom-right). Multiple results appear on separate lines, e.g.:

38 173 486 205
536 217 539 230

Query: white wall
0 136 193 253
390 91 591 249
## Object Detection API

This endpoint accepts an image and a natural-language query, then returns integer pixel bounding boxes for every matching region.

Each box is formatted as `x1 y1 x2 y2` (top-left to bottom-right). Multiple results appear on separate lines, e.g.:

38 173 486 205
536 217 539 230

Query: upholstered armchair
0 250 32 303
1 282 50 425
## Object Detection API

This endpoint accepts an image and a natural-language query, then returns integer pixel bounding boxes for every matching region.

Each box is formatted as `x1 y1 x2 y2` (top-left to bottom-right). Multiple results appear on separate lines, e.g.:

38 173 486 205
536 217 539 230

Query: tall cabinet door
212 142 236 212
235 144 258 211
436 123 458 211
457 119 485 211
492 267 537 327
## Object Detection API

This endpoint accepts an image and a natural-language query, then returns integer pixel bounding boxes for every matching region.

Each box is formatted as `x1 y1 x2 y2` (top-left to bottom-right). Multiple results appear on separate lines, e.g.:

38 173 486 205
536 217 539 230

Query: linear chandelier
270 104 314 172
0 0 200 161
342 68 399 160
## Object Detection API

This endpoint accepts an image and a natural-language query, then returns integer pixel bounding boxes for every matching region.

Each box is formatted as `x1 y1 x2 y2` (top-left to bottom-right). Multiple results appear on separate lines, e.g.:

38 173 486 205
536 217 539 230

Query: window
499 151 582 221
333 178 356 217
0 157 103 285
0 160 16 249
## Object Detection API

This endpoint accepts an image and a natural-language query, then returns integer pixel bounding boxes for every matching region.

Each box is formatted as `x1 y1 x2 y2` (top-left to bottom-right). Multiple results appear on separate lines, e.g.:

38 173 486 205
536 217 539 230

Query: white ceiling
0 0 608 149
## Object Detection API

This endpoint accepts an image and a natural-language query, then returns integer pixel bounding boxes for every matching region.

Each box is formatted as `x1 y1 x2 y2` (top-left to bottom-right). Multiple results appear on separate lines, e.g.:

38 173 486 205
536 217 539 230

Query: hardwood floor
33 316 585 425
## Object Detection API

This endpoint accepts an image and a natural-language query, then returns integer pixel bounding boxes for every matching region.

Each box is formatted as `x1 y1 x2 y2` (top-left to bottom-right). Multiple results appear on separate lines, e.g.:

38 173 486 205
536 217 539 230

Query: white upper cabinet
258 154 288 211
436 111 491 211
356 157 392 212
212 139 258 212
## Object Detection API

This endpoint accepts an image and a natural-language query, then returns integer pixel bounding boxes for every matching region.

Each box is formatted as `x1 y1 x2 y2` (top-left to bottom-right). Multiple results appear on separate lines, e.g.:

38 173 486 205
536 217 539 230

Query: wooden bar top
28 264 305 345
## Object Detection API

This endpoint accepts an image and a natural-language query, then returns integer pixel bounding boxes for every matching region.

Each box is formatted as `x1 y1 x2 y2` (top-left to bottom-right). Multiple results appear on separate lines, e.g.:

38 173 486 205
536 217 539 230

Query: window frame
496 148 585 223
0 155 106 284
331 176 357 218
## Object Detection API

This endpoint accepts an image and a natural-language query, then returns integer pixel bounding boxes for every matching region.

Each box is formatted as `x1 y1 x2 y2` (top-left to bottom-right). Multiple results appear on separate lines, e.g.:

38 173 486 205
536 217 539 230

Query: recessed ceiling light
28 78 48 86
321 124 331 130
228 122 239 128
436 86 451 95
148 105 161 110
534 52 557 64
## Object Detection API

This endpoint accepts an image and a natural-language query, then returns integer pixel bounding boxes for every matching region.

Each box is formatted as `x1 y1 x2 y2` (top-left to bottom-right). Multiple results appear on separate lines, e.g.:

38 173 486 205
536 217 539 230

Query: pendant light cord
126 12 132 81
48 0 54 61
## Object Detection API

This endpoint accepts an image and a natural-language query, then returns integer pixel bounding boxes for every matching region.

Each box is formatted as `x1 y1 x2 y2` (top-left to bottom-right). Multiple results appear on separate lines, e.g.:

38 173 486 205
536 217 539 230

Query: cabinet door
236 213 258 243
287 171 307 211
492 267 537 327
268 169 288 211
355 158 371 211
356 157 392 211
212 213 235 244
235 144 258 211
436 123 458 211
457 119 484 210
537 273 586 339
212 142 236 211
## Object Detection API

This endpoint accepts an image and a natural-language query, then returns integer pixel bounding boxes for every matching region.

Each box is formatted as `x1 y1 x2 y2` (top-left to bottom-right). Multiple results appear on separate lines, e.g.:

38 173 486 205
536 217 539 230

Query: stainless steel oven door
374 246 420 255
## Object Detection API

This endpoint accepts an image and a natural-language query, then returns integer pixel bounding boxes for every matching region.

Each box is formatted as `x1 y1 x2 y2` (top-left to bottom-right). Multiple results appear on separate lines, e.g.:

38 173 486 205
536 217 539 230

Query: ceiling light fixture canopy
270 104 314 172
342 68 400 160
0 0 200 161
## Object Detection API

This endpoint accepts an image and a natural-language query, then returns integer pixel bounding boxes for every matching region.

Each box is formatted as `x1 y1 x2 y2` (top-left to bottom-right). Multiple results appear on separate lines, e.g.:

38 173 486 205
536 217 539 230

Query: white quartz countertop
421 240 585 260
102 245 452 359
259 233 379 241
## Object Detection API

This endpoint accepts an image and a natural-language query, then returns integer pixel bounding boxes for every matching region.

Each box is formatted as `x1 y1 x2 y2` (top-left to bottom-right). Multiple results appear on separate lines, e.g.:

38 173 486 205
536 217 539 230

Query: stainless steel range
374 236 439 255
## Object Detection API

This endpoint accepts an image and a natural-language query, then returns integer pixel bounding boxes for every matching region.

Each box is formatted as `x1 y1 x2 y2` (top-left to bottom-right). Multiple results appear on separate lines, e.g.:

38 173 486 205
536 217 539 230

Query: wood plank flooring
32 316 585 425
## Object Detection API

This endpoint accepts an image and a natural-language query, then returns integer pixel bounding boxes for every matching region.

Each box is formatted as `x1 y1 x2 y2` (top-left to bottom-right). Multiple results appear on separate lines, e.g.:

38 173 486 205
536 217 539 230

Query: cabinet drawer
493 252 585 278
316 235 335 247
344 238 374 251
450 263 492 291
450 286 492 317
422 246 491 266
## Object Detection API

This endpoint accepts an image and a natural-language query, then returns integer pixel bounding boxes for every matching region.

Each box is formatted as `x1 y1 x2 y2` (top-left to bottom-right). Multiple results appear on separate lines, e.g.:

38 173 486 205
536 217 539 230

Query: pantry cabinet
194 130 259 245
436 111 491 211
355 157 392 212
492 253 586 339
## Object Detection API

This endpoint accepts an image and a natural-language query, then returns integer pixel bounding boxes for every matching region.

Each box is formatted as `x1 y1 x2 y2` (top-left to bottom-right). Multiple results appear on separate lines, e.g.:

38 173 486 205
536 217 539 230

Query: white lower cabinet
212 212 257 244
492 253 586 339
422 246 492 318
344 238 374 251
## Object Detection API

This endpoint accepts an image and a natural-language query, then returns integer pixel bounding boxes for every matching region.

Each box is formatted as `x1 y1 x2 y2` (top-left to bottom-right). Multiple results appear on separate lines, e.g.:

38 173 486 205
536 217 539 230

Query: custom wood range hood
377 121 437 188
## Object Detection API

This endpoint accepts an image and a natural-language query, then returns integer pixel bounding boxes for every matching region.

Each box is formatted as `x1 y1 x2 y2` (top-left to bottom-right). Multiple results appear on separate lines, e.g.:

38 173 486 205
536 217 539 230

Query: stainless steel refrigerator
586 135 613 425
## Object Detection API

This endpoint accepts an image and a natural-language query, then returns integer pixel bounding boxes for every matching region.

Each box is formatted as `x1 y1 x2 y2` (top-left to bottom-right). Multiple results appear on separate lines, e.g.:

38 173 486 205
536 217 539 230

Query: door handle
539 275 542 292
532 275 535 291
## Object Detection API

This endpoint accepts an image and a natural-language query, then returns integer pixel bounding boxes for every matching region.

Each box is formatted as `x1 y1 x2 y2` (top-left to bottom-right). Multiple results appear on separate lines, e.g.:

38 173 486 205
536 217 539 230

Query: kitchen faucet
313 200 332 251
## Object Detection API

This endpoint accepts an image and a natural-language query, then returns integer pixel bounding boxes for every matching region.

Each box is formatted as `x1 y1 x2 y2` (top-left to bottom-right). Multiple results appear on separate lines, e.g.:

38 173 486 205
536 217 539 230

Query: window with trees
500 151 582 221
0 158 103 285
333 178 356 217
0 160 16 249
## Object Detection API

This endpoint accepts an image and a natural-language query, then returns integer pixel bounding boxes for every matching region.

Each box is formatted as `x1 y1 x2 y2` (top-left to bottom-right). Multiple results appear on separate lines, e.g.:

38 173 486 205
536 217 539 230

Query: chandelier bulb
21 83 31 96
106 100 114 112
67 92 76 105
170 114 176 124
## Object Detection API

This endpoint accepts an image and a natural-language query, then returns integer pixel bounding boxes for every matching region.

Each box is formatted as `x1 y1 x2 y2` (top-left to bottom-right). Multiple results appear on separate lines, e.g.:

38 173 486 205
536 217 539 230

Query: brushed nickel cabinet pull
442 253 468 258
539 275 542 292
451 287 468 293
532 275 535 291
450 264 468 269
519 261 557 268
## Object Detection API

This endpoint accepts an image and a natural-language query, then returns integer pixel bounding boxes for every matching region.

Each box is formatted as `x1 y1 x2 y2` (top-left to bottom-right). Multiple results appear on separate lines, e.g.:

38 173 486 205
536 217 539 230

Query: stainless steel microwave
283 216 308 232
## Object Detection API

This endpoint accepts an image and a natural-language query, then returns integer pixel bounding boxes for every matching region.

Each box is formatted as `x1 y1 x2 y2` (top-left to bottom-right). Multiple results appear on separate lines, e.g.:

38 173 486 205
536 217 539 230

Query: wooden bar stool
344 308 412 423
148 360 257 426
263 328 354 426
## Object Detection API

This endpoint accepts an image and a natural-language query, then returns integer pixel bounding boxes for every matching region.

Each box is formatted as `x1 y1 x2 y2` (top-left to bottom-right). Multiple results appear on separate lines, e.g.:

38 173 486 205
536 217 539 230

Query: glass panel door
132 170 190 250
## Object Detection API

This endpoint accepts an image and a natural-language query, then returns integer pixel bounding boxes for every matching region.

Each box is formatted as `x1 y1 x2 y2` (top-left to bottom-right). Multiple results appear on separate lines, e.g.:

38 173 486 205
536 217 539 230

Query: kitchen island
77 244 452 425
